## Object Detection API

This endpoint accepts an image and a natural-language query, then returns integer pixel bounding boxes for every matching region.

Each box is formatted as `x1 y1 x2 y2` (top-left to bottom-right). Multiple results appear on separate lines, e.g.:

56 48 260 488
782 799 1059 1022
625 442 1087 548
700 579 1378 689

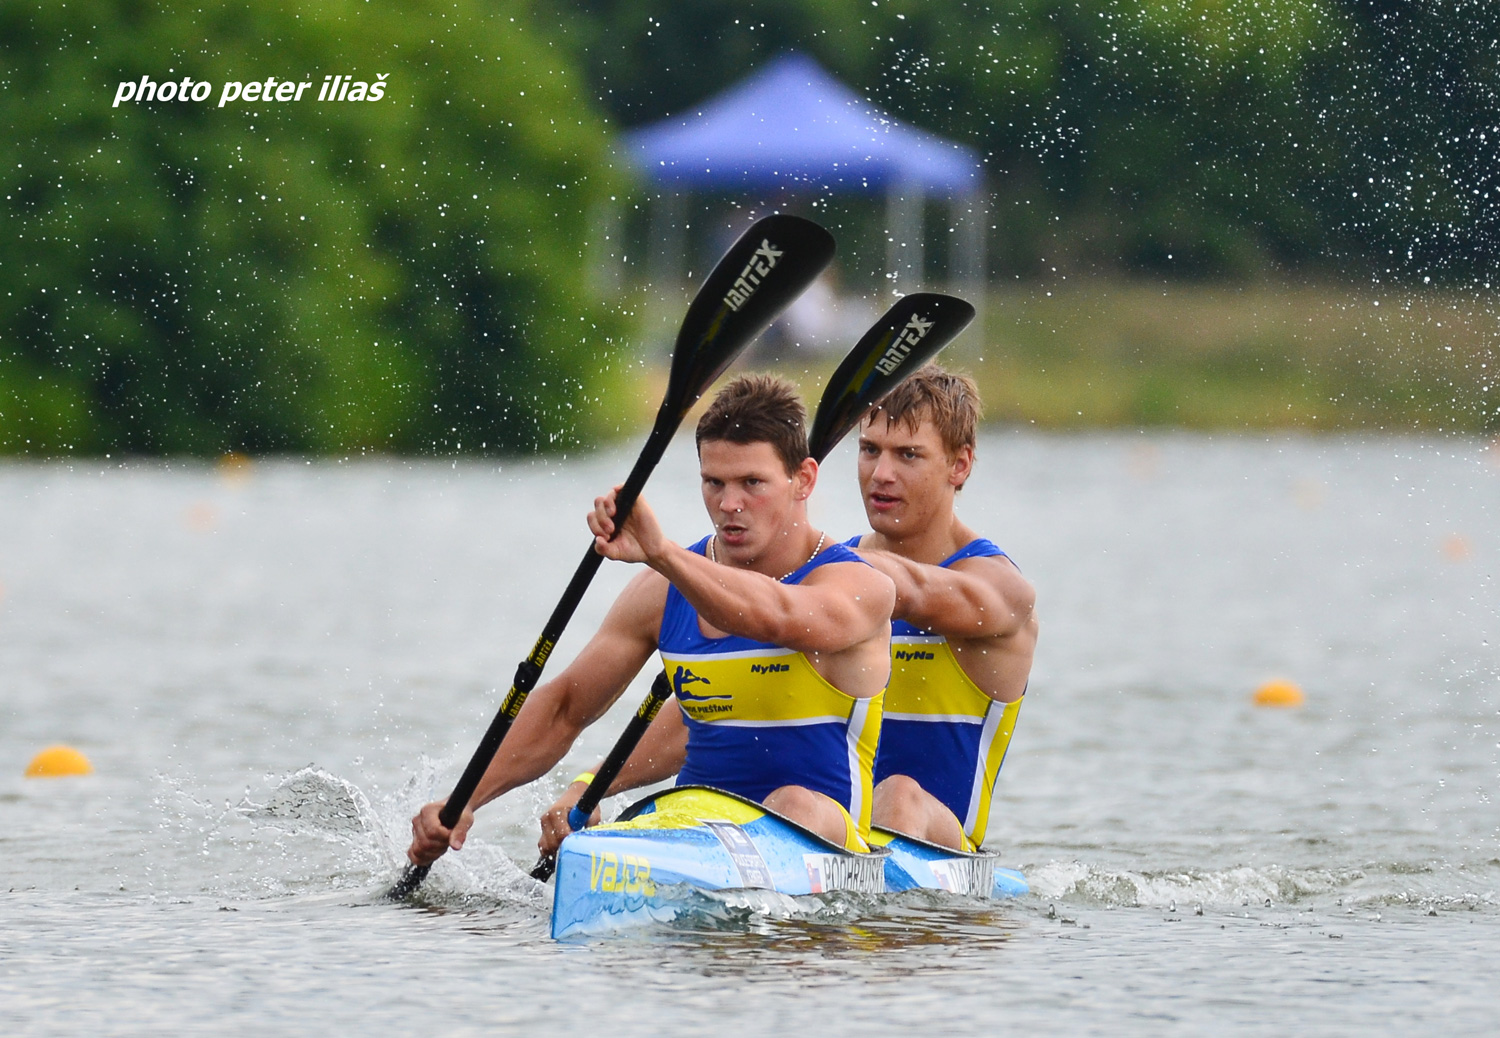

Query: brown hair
695 373 809 476
868 364 982 457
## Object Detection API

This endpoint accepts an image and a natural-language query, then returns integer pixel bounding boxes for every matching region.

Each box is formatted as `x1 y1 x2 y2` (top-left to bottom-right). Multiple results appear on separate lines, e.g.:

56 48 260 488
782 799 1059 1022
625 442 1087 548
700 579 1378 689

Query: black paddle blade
808 293 976 462
665 214 835 417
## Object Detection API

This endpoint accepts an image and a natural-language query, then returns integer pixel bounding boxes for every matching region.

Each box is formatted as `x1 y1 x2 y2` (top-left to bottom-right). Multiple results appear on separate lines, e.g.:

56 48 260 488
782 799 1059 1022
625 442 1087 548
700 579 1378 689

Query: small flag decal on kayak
804 854 886 894
705 820 774 889
926 856 996 895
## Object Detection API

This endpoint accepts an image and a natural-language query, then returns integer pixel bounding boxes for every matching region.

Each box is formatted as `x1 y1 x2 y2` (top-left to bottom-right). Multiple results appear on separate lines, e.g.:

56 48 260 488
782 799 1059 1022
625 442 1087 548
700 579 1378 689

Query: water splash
1025 859 1500 914
238 766 378 840
148 764 546 909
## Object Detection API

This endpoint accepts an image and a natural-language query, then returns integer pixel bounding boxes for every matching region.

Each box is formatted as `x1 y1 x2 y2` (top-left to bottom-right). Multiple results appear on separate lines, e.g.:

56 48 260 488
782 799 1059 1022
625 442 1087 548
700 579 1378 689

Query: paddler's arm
589 489 895 654
857 549 1036 642
406 569 667 866
537 703 688 856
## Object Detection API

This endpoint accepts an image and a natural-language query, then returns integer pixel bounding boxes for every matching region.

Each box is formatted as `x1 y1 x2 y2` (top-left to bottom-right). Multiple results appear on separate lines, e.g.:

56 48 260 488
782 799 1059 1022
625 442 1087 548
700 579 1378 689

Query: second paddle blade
808 293 976 461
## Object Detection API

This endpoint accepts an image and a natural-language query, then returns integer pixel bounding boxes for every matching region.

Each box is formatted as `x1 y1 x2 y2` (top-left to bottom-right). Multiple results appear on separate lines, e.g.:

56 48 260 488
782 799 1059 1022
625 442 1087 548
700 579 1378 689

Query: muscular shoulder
947 553 1037 636
954 552 1038 609
802 559 896 610
602 567 671 635
951 553 1033 598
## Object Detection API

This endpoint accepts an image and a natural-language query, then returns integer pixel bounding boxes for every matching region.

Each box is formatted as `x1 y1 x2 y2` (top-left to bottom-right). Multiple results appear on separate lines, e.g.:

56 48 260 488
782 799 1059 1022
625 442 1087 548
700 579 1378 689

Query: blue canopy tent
616 53 987 302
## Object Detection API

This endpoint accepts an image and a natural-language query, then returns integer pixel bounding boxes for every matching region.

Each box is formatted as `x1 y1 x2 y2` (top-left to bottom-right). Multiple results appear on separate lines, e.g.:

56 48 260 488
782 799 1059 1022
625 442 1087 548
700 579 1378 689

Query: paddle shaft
387 410 673 899
529 669 676 882
521 405 863 883
382 215 835 902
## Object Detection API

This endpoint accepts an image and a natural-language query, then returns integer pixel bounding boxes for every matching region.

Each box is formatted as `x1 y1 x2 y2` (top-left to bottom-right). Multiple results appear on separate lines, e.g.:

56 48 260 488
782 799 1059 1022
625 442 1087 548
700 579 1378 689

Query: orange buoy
1440 533 1471 561
24 745 93 778
183 501 218 531
217 451 253 485
1253 680 1305 708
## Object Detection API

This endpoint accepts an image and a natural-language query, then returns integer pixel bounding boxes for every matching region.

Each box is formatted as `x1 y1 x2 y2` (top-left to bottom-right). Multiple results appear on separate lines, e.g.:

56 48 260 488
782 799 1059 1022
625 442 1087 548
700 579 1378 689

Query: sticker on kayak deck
703 821 773 889
926 856 997 896
804 854 886 894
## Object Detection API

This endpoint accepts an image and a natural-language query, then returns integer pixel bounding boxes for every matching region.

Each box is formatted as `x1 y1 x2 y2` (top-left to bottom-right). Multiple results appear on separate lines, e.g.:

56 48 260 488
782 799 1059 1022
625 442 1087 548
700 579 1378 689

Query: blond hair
867 364 981 457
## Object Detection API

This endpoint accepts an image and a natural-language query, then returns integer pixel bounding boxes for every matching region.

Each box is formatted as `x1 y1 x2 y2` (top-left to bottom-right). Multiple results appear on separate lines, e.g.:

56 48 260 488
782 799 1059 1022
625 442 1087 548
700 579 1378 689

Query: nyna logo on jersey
722 239 783 311
894 648 935 662
750 662 790 674
672 665 729 700
874 314 935 376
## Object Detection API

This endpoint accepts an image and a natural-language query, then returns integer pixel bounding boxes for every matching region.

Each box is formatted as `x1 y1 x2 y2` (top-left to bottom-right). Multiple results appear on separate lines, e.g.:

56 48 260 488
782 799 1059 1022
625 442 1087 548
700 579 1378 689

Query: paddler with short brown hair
407 374 894 865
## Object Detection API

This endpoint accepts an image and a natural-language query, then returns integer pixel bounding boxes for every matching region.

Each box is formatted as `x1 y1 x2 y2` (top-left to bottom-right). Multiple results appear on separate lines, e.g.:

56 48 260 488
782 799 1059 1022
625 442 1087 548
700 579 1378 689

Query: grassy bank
940 282 1497 434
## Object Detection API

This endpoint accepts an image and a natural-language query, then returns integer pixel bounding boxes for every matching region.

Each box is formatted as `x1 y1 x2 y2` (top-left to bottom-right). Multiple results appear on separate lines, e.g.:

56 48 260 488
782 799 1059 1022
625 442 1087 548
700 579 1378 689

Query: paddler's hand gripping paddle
386 215 835 900
529 291 977 882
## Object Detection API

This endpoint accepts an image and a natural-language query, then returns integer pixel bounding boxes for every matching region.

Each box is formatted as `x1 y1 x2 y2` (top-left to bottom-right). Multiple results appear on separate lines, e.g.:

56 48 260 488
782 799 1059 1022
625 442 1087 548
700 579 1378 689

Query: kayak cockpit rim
614 784 892 862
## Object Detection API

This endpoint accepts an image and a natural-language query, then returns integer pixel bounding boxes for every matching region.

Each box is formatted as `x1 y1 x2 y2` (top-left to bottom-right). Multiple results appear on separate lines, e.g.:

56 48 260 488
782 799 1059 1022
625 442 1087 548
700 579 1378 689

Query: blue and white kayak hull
870 827 1029 899
550 786 885 938
549 786 1025 939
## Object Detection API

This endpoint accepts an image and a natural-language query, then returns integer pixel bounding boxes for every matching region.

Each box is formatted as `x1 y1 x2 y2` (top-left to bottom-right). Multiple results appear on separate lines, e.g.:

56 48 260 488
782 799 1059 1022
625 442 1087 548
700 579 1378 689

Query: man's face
699 438 810 564
857 413 972 536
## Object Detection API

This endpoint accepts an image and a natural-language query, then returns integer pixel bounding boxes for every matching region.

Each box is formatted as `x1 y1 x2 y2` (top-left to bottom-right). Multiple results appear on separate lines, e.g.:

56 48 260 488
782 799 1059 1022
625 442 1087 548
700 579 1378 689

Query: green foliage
0 0 628 455
956 282 1499 433
555 0 1491 282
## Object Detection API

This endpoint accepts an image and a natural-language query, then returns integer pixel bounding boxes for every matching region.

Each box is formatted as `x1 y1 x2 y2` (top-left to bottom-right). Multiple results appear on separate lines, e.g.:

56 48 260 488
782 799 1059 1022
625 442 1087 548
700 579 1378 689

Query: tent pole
649 190 687 293
956 189 987 340
886 180 925 295
648 191 689 353
587 200 625 297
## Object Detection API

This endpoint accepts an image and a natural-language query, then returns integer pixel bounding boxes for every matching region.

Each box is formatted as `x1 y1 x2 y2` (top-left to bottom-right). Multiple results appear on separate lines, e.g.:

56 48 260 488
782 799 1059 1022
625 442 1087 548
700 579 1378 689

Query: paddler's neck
713 509 825 579
865 510 972 566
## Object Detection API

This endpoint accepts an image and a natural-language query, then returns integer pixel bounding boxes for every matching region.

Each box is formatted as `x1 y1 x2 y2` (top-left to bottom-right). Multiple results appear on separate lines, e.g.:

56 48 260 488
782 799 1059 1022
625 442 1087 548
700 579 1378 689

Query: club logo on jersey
671 665 728 700
749 662 791 674
874 314 935 376
723 239 783 311
671 666 732 719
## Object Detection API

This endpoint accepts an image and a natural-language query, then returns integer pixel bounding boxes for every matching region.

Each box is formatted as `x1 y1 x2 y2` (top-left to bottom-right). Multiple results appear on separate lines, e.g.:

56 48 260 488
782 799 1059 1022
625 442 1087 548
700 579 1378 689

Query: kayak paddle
386 214 835 900
805 292 977 463
528 290 976 881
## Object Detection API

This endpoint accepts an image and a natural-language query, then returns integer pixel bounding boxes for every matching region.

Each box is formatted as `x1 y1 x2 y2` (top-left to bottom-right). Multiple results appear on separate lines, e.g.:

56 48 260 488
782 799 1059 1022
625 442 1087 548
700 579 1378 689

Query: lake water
2 431 1498 1034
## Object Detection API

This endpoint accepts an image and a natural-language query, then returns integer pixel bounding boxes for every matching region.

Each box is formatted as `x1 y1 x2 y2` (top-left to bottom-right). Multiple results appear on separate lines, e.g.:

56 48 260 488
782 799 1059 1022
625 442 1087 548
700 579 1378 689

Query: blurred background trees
2 0 626 454
2 0 1495 454
561 0 1496 281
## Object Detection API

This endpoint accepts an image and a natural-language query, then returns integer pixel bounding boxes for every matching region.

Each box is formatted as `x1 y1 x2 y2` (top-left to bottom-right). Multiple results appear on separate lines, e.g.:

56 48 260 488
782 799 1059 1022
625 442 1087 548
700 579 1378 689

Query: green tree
1 0 628 455
556 0 1486 282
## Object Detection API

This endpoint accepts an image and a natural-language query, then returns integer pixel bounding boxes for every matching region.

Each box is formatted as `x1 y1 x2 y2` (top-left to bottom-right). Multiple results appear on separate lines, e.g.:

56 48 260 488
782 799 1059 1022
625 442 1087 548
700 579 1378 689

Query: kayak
549 785 1026 939
870 827 1029 898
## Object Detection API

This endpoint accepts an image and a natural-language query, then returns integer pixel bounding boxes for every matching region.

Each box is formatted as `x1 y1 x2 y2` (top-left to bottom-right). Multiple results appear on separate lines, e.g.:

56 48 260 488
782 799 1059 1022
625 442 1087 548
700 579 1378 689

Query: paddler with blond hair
849 364 1036 851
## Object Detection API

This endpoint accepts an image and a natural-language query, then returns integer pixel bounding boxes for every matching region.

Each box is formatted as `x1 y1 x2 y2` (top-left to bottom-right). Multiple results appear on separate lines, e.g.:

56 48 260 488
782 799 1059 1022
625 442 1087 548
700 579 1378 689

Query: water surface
2 432 1497 1034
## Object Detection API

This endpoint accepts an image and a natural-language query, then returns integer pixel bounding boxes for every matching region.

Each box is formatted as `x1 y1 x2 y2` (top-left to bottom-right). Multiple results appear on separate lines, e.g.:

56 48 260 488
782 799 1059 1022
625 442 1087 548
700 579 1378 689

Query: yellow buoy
1252 680 1305 708
24 745 93 778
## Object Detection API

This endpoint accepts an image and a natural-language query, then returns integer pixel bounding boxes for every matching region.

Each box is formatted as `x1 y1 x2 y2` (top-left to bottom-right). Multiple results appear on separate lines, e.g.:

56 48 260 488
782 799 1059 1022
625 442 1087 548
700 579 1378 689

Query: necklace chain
710 529 827 581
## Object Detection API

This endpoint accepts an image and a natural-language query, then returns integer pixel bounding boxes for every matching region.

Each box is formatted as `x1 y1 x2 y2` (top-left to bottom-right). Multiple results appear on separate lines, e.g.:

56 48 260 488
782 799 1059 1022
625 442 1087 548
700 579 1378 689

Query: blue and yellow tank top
847 536 1024 850
660 537 885 842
